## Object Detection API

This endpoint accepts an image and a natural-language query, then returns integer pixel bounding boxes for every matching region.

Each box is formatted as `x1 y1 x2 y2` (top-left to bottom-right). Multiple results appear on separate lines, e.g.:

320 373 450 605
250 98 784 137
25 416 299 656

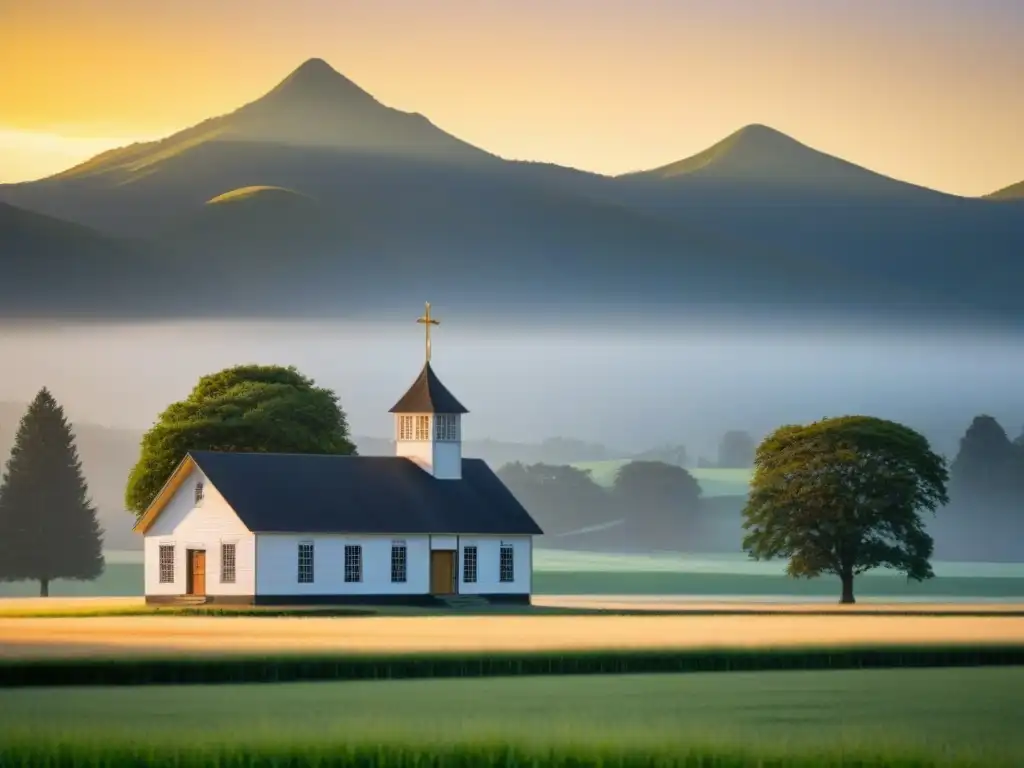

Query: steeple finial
416 302 440 363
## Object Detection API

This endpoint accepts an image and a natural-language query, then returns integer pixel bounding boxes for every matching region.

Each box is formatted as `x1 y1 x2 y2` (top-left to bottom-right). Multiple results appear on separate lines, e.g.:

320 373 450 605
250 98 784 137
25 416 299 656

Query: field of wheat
1 610 1022 658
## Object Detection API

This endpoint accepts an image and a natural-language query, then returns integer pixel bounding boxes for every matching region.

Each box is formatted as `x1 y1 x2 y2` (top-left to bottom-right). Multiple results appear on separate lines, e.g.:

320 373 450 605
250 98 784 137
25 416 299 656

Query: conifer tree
0 389 104 596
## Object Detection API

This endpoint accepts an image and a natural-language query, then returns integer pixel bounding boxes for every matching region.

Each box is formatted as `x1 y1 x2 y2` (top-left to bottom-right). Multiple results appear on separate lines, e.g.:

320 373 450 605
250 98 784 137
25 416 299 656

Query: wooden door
430 550 456 595
188 550 207 596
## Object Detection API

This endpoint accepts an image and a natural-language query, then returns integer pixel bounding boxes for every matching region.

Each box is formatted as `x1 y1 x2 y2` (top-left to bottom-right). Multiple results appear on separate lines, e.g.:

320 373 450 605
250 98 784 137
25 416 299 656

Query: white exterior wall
255 534 432 596
457 535 532 595
143 467 255 597
253 533 533 596
394 413 462 479
431 440 462 480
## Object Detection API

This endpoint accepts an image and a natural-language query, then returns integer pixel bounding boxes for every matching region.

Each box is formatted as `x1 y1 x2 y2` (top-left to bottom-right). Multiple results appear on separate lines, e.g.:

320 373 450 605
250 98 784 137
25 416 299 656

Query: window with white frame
462 545 478 583
434 414 458 441
194 482 205 505
221 543 236 583
345 544 362 583
398 415 414 441
390 541 407 583
415 415 430 440
158 545 175 583
499 543 515 583
298 542 314 583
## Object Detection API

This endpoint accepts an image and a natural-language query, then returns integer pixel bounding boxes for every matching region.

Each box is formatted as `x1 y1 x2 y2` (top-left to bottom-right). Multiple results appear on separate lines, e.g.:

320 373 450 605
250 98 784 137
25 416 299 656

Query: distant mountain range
2 57 1023 329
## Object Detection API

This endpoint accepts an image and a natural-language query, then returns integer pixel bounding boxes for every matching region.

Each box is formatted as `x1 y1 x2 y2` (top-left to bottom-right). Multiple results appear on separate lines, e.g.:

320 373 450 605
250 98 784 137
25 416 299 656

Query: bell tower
390 303 468 479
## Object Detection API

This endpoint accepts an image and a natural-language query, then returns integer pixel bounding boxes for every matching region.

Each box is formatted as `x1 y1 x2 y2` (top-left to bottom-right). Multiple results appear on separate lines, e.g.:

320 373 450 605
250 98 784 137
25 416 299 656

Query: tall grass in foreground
3 645 1024 688
0 738 1013 768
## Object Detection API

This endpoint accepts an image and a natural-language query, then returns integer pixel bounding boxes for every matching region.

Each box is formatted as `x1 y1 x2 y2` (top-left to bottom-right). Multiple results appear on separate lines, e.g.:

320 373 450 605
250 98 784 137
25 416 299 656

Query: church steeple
391 303 467 479
389 362 468 415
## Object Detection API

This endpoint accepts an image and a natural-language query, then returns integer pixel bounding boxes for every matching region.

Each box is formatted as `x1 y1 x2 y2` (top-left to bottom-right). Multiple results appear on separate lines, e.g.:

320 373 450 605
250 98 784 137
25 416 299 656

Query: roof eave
133 452 199 535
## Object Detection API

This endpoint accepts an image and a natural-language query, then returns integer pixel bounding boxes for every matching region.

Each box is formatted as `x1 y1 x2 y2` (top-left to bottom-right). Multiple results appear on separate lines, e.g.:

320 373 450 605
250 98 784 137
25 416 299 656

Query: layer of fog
1 320 1022 458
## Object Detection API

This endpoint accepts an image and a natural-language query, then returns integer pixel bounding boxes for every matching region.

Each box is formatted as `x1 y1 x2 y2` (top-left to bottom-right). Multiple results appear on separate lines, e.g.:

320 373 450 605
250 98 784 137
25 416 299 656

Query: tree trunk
839 572 855 604
39 578 49 598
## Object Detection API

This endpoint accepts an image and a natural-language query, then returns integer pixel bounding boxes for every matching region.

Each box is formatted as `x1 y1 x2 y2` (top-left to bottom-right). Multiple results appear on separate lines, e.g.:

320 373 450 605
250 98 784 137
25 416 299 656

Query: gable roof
389 363 468 414
137 450 541 536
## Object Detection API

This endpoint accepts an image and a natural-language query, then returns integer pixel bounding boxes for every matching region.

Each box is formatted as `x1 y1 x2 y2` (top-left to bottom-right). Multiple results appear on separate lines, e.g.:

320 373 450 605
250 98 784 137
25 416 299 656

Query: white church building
134 305 542 606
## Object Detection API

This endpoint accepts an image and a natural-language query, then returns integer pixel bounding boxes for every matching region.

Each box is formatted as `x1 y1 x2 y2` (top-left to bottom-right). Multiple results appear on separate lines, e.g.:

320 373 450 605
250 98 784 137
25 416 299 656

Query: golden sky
1 0 1022 195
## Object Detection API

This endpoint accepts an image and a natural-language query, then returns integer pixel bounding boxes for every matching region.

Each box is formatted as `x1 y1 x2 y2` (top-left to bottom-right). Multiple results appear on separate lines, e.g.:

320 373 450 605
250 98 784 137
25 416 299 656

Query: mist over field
1 320 1021 456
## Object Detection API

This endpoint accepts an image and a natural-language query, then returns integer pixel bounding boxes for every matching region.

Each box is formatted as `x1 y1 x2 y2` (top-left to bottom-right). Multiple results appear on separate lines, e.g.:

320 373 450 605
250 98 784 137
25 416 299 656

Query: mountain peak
294 57 335 75
729 123 795 145
260 57 378 109
629 123 936 197
283 57 350 86
986 180 1024 200
629 123 809 181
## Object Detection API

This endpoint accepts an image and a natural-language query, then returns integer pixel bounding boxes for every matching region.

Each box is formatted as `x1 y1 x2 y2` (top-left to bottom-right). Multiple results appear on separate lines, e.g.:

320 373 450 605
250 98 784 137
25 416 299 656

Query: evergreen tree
0 389 104 596
949 415 1021 501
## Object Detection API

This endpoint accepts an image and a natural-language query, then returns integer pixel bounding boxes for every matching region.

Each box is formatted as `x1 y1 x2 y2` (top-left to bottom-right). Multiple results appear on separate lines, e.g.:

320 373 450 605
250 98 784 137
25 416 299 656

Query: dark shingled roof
389 363 468 414
188 450 541 535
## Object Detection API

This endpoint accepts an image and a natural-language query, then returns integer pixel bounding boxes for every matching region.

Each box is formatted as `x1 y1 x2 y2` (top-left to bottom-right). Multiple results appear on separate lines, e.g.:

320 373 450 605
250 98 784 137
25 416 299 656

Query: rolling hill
1 58 1022 329
0 202 170 319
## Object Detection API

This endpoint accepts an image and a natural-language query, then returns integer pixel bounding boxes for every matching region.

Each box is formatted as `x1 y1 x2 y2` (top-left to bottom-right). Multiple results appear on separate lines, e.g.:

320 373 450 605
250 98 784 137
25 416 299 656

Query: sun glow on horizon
0 128 160 183
1 1 1022 194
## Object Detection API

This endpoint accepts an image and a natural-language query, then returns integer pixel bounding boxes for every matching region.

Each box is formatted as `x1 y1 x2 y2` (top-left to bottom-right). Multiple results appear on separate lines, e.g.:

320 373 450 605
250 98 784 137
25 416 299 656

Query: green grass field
2 668 1021 765
1 550 1022 599
572 461 753 496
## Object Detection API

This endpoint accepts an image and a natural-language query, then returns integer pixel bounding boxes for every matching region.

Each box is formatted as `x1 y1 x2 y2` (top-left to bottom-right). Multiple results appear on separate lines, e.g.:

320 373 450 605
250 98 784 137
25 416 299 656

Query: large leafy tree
612 460 702 542
0 389 105 596
126 365 356 517
742 416 948 604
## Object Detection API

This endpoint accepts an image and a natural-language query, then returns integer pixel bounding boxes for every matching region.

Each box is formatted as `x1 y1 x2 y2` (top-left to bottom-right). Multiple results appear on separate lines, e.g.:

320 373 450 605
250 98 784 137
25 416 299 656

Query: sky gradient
1 0 1022 195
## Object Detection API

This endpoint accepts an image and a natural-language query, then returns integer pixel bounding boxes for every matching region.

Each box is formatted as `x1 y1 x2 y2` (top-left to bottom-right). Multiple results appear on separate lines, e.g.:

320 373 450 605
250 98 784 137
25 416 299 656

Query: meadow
2 667 1022 766
1 549 1021 600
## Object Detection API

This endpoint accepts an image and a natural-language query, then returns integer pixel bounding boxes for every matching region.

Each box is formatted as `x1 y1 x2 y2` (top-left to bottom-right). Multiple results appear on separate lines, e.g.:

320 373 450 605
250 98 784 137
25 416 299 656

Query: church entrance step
173 596 209 606
438 594 490 610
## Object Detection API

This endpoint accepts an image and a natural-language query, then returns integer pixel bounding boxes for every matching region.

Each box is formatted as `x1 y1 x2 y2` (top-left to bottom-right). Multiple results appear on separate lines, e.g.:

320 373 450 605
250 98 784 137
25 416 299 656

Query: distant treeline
937 416 1024 561
496 461 743 553
357 431 758 470
495 415 1024 562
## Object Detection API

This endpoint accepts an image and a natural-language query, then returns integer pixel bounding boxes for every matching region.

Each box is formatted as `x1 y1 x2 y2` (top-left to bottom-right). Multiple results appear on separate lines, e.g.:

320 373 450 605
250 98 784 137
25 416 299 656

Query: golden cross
417 302 440 363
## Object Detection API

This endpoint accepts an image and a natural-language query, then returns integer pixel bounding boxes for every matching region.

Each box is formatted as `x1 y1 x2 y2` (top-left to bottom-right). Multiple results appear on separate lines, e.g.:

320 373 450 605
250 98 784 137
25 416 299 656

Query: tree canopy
496 462 612 536
125 365 356 517
742 415 948 604
612 460 701 540
717 430 756 468
497 459 704 549
0 388 104 596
